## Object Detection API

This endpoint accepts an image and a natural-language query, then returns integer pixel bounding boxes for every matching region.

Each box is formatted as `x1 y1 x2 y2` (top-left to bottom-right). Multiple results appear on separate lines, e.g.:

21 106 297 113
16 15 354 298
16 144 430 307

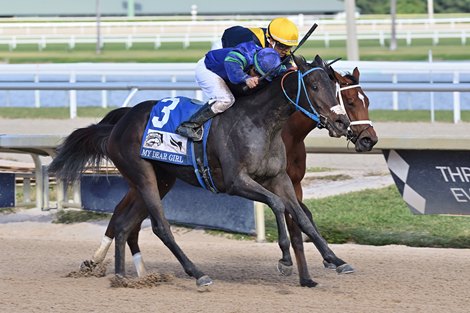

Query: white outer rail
0 61 469 122
0 81 468 123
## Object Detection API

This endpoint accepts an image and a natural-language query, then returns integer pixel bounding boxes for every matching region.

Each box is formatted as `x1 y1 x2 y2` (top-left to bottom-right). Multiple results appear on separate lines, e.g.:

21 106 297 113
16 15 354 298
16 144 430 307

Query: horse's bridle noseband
281 67 339 129
335 83 374 142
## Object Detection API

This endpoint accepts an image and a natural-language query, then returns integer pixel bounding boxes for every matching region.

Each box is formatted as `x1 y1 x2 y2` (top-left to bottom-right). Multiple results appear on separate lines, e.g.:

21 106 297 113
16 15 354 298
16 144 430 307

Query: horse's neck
284 111 318 142
239 80 295 130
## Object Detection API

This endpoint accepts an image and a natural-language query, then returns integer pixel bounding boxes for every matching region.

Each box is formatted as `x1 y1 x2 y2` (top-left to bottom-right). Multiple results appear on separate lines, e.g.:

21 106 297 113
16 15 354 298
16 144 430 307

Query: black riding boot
176 102 217 141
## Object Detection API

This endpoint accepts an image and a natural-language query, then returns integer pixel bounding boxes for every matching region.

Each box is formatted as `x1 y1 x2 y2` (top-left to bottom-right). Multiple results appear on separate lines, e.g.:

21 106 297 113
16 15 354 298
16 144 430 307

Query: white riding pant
195 57 235 114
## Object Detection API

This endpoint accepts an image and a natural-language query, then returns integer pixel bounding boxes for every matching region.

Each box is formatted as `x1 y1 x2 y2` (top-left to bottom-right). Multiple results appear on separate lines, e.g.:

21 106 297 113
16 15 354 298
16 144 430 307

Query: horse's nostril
360 137 376 149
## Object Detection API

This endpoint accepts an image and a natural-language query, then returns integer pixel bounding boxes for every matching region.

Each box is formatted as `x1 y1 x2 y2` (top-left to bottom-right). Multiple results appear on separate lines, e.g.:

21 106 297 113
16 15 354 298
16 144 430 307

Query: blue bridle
281 67 325 126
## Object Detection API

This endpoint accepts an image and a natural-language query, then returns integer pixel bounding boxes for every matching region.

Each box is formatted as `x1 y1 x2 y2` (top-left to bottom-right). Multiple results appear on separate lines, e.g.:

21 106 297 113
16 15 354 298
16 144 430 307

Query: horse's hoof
196 275 213 291
300 279 319 288
277 261 293 276
115 273 125 279
80 259 96 271
336 263 355 274
322 260 337 270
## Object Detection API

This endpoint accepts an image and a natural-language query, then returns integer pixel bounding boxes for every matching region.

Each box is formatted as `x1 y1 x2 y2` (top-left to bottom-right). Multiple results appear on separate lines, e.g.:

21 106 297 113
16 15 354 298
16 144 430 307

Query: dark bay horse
72 62 378 288
50 55 350 288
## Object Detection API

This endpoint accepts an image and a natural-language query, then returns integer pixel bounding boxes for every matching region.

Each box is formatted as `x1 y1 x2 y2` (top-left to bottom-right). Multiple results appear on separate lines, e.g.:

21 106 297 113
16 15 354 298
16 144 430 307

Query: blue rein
282 67 323 124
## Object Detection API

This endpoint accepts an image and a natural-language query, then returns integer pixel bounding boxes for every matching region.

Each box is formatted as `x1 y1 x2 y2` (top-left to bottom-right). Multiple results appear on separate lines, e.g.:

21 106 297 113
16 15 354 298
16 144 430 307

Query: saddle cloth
140 96 211 165
140 96 217 192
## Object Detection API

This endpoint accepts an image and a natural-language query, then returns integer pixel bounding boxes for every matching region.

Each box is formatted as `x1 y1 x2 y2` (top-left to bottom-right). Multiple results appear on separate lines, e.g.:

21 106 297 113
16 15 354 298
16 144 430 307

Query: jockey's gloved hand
245 76 259 89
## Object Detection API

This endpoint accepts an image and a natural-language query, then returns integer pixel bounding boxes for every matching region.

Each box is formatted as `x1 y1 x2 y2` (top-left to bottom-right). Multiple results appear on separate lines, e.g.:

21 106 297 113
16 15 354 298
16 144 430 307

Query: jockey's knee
211 96 235 114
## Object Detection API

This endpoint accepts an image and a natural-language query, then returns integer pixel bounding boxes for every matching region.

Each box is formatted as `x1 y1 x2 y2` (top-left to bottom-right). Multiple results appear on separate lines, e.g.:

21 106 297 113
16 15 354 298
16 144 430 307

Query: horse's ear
314 54 335 77
293 54 308 71
333 70 344 83
314 55 323 66
353 67 360 81
325 65 335 78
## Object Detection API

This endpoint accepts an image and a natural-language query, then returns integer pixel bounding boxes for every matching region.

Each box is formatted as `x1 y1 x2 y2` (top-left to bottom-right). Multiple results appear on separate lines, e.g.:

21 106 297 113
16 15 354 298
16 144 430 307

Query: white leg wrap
92 236 113 263
133 252 147 277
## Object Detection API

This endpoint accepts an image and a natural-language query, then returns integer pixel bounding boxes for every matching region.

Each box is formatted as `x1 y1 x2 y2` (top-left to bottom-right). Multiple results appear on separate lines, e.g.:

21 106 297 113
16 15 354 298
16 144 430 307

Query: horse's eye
311 84 318 91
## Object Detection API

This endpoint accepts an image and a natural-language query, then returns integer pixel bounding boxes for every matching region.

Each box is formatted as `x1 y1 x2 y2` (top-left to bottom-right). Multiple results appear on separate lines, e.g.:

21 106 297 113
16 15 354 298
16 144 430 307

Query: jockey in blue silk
220 17 299 68
176 41 284 141
204 41 281 85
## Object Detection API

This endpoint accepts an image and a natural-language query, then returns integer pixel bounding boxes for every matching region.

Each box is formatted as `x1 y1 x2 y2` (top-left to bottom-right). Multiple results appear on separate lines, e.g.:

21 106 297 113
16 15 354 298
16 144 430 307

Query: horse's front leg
270 172 356 286
286 143 353 275
145 201 213 289
285 213 315 287
286 202 354 286
298 201 354 274
228 174 293 275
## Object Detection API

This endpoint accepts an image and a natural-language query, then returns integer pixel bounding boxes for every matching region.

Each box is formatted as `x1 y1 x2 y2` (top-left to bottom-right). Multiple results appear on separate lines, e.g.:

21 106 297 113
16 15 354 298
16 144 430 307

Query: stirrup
176 124 204 141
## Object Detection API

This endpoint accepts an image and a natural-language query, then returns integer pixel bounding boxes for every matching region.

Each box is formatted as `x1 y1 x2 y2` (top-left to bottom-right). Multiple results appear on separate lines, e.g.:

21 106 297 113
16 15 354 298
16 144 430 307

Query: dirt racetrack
1 213 469 313
1 119 470 312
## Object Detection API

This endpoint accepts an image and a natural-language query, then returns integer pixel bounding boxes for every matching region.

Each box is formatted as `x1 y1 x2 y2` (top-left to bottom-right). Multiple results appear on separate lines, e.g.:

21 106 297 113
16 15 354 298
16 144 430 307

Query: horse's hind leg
125 170 177 277
114 199 148 277
127 221 146 276
113 161 210 287
83 169 176 276
81 190 147 276
80 190 135 271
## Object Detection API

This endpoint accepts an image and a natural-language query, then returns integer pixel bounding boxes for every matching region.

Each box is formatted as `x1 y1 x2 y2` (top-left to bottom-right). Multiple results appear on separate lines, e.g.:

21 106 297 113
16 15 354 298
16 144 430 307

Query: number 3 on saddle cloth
140 96 218 192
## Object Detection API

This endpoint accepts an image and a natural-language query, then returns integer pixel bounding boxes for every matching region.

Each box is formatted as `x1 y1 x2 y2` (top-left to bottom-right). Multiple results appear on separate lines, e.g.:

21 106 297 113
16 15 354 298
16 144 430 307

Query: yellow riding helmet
267 17 299 47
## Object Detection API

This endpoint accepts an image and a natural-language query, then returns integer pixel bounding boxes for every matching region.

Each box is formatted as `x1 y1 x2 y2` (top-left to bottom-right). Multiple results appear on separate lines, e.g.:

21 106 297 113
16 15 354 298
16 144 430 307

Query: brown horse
75 63 377 287
283 66 378 285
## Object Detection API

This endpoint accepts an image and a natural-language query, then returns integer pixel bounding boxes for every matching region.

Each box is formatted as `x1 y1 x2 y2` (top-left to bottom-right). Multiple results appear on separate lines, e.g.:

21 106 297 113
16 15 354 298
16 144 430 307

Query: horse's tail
97 107 131 125
49 123 114 183
50 107 133 182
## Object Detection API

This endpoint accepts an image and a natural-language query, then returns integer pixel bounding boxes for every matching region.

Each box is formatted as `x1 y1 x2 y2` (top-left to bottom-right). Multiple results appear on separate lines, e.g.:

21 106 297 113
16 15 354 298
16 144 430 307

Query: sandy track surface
0 214 469 313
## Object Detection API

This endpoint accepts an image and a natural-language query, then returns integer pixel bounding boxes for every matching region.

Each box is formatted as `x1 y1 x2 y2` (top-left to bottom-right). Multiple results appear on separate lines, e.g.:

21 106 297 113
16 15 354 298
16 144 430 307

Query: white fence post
171 76 177 98
324 32 330 48
453 71 461 123
428 50 434 123
68 36 75 50
34 74 41 108
39 35 46 51
254 202 266 243
392 74 399 111
154 35 161 49
101 75 107 108
126 35 133 49
69 72 77 119
9 36 16 51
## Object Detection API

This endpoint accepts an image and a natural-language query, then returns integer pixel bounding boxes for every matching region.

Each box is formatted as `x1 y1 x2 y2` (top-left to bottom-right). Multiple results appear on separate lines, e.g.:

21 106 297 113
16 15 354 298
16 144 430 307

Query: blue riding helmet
253 48 282 82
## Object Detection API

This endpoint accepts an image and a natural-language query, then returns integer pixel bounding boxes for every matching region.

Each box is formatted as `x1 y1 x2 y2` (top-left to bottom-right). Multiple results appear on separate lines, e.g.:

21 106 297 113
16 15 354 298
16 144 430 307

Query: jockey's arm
224 51 251 85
